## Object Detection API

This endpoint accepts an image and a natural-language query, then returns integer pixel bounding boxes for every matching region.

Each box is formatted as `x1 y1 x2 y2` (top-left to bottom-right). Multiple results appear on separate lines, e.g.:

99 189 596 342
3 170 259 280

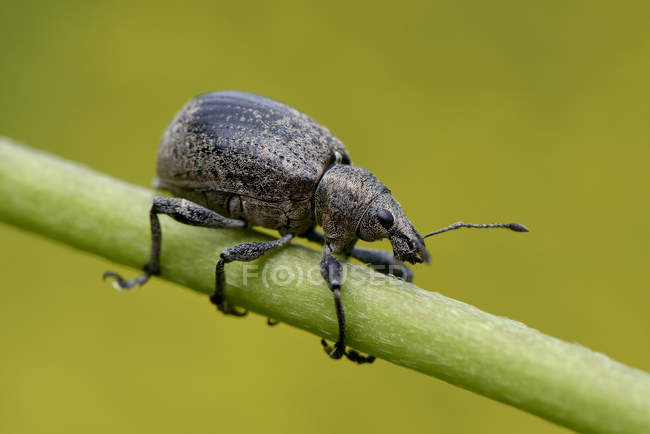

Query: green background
1 1 649 433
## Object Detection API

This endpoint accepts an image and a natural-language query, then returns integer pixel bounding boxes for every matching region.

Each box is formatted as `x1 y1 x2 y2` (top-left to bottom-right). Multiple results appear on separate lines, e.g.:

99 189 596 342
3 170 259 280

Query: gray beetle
104 90 528 364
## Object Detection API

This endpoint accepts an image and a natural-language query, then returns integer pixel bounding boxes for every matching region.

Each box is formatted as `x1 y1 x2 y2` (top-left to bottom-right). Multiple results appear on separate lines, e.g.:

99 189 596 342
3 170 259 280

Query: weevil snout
389 226 430 264
358 192 431 265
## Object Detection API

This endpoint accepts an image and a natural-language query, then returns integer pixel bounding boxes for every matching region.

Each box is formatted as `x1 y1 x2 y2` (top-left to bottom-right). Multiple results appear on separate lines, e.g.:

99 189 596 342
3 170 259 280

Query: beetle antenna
423 222 529 238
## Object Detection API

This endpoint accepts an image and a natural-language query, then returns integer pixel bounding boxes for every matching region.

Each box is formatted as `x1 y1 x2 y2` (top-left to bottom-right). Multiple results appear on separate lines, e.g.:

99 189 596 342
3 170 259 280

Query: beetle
104 90 528 364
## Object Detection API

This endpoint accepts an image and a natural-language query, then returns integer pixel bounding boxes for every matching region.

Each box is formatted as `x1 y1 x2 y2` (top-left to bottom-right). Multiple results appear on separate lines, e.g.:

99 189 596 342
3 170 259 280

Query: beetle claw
216 302 248 317
102 270 151 290
320 339 375 364
321 338 344 359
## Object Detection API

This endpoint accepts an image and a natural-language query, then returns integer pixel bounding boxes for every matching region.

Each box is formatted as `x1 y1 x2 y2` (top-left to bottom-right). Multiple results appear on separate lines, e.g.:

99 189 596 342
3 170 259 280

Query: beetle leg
320 244 375 364
103 196 246 290
302 227 326 245
349 246 414 282
306 227 413 282
211 234 294 316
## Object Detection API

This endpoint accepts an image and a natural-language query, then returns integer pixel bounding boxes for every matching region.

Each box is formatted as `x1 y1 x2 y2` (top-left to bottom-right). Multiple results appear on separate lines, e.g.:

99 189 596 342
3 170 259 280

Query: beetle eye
377 209 394 230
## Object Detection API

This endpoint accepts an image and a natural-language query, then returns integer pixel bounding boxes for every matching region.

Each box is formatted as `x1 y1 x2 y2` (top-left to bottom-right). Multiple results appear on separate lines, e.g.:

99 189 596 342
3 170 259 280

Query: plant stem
0 137 648 433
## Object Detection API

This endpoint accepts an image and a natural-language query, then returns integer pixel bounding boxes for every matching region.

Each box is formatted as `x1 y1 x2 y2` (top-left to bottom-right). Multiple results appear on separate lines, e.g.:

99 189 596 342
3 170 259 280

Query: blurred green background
1 1 649 433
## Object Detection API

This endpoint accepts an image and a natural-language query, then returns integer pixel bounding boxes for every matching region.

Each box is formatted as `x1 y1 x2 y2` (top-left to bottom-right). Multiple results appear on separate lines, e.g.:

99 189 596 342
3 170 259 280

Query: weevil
104 91 528 364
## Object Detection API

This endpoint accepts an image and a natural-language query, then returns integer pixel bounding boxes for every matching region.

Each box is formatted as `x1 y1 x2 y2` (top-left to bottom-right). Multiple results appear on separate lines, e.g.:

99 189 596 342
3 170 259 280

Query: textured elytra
156 91 351 202
155 91 352 234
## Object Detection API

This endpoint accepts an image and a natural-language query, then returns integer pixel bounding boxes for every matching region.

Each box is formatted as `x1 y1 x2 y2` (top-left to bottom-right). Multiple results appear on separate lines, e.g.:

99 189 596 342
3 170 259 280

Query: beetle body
104 90 526 364
153 91 427 261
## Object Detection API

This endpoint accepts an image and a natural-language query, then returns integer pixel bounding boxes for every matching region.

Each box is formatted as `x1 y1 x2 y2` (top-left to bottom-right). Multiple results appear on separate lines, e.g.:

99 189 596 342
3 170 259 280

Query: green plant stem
0 137 648 433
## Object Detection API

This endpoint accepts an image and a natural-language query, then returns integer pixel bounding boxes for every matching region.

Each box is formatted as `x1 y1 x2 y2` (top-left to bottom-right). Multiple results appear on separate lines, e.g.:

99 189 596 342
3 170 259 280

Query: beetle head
358 192 430 264
314 164 429 264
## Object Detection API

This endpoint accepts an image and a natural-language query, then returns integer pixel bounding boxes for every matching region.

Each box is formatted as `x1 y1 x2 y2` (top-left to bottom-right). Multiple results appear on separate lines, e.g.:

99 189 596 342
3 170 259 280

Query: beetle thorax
314 165 388 253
